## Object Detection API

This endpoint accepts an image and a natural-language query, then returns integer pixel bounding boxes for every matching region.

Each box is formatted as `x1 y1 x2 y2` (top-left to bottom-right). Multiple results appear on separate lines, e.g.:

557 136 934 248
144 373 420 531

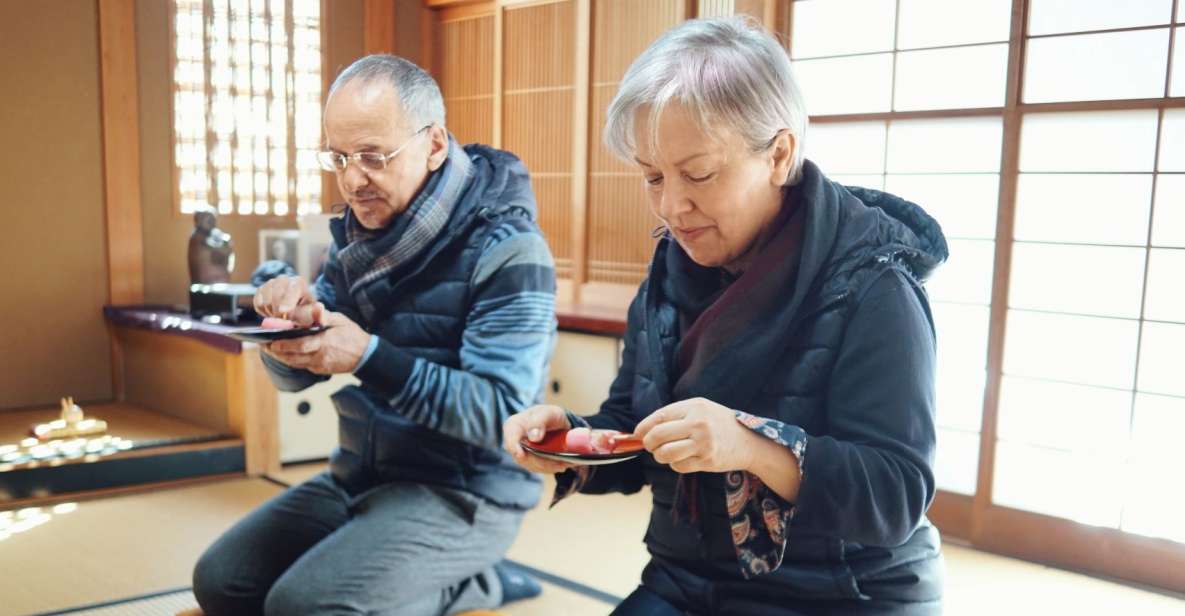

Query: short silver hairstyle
604 16 808 185
328 54 446 130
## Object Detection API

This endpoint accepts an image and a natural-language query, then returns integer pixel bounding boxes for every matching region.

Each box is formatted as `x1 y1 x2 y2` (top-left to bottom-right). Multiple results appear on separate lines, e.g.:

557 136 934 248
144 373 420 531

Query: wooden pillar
364 0 398 55
98 0 146 401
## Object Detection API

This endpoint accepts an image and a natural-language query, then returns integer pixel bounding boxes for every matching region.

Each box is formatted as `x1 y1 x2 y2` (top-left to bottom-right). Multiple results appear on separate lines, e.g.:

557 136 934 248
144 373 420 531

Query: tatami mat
943 541 1185 615
507 476 650 599
266 460 328 487
7 467 1183 616
0 478 282 616
40 583 606 616
45 590 198 616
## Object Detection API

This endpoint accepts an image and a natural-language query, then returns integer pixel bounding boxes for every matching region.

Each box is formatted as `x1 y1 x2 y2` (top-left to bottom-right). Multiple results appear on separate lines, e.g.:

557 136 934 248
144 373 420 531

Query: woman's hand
264 310 370 374
634 397 758 474
254 275 322 326
502 405 577 474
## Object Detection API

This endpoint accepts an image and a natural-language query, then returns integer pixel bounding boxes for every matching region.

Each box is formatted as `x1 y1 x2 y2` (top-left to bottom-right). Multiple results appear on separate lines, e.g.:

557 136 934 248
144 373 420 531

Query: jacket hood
795 160 949 290
459 142 538 222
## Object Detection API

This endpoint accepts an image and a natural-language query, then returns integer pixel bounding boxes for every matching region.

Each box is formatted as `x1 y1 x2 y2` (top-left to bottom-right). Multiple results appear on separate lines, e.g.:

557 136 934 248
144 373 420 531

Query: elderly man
192 54 555 616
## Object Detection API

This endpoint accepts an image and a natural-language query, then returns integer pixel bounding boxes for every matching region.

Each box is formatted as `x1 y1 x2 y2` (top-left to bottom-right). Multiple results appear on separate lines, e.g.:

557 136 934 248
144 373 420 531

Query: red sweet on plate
526 428 644 456
261 317 296 330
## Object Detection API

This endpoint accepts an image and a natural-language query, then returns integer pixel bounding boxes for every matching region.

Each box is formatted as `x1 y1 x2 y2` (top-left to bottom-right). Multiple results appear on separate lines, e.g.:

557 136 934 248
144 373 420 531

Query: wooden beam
97 0 145 307
438 2 496 22
419 3 437 73
364 0 397 55
571 0 591 304
973 0 1028 538
498 0 568 7
977 504 1185 594
321 0 335 211
426 0 488 7
928 490 974 541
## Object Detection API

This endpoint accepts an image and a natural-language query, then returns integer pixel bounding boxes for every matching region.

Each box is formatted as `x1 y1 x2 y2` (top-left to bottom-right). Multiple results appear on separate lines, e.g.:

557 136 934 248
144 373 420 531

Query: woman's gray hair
604 16 808 185
328 54 446 130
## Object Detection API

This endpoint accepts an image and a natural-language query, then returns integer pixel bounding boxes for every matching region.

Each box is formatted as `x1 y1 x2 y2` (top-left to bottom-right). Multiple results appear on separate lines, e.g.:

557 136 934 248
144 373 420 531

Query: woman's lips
676 226 710 241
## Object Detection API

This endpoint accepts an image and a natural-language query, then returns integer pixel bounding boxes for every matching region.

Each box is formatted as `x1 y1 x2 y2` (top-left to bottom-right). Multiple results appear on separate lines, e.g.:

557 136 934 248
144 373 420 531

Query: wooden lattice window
173 0 322 216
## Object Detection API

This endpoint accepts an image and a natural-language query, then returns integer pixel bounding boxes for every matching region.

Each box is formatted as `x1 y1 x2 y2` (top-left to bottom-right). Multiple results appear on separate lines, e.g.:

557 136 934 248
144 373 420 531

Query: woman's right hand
503 405 577 474
254 276 323 327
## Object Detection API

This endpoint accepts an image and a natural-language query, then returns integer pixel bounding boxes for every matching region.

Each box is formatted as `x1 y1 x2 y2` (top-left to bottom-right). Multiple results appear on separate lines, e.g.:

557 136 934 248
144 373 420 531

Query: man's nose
341 162 369 193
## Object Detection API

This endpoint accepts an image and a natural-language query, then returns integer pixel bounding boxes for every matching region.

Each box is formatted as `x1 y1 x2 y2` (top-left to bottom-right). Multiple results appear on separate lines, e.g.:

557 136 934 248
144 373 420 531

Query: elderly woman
503 16 947 616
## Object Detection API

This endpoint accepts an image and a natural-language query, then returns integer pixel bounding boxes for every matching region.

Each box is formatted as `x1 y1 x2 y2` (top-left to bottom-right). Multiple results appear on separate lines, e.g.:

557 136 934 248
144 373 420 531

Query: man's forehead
327 80 401 117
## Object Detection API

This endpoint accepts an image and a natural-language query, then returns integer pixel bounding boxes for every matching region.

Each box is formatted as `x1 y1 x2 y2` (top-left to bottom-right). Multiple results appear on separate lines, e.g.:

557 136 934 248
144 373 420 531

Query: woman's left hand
634 397 757 474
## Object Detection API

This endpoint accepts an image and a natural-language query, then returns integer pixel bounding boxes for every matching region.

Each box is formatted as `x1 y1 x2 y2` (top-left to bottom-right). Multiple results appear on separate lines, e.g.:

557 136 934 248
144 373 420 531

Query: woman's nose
658 182 692 221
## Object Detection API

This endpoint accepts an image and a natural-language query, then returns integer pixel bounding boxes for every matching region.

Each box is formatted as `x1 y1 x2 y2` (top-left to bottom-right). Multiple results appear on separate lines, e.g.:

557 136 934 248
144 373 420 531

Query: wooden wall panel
503 1 575 90
502 1 577 269
428 0 682 293
436 14 495 145
697 0 734 18
587 177 654 283
585 0 682 286
363 0 397 54
0 1 112 409
446 98 495 146
591 0 681 84
532 177 575 276
503 90 574 173
437 16 495 97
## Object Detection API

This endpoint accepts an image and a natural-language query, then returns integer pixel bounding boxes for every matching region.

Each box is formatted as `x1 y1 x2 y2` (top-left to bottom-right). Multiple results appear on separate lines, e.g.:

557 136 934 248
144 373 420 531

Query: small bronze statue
188 206 235 284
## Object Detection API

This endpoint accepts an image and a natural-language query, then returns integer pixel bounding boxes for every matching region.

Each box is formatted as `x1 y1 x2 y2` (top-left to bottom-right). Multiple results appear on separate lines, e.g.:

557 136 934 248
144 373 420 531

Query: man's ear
426 125 449 171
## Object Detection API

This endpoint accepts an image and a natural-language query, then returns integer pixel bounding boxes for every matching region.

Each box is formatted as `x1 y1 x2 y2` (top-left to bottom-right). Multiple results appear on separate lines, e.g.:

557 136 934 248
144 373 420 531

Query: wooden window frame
167 0 328 221
790 0 1185 593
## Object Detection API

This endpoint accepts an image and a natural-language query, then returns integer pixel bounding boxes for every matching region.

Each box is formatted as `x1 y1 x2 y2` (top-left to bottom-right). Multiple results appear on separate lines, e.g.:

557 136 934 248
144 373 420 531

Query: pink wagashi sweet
563 427 633 454
563 427 596 454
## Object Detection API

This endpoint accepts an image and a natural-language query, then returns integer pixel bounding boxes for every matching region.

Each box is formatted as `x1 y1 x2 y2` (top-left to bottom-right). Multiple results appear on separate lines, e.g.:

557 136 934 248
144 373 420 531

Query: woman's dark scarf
661 185 806 525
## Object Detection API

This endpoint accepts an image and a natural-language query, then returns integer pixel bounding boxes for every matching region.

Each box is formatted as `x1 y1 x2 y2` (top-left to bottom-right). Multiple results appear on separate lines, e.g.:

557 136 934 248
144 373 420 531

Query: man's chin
350 201 395 229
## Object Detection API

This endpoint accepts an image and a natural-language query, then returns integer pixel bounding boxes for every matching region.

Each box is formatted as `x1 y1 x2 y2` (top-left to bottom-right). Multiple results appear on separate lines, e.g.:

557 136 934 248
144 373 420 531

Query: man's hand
503 405 577 474
264 310 371 375
254 276 322 326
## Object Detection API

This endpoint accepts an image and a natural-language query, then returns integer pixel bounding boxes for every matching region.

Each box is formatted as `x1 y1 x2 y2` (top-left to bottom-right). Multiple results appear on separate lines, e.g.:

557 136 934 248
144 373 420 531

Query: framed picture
298 213 337 282
259 229 301 274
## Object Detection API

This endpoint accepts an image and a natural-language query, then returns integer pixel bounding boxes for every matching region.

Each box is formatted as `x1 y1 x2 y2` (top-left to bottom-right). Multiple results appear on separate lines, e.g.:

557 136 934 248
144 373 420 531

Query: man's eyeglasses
316 125 431 173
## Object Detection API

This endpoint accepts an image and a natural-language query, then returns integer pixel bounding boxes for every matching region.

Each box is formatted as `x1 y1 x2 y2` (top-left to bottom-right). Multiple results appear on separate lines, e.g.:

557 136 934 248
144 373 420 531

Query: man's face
323 81 437 230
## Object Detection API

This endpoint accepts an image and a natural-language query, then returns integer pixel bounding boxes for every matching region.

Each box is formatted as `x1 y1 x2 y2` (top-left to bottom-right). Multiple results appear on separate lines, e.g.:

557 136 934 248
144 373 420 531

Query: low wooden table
103 305 279 477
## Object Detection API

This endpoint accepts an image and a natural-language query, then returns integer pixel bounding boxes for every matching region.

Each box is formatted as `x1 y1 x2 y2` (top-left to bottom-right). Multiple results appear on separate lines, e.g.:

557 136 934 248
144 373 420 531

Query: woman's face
633 104 794 271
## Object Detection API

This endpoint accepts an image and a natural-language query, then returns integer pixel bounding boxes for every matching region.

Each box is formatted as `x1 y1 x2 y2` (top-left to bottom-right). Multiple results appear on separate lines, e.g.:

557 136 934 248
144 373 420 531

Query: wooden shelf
0 401 224 446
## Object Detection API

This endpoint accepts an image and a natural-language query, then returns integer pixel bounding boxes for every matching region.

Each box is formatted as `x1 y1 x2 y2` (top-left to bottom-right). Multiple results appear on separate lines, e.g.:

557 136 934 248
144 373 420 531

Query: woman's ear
426 125 449 171
768 129 796 186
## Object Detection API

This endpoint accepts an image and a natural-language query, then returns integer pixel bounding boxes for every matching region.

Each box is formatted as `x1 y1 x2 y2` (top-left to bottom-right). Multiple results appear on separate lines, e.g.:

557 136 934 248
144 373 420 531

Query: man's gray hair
604 16 808 185
328 54 446 130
